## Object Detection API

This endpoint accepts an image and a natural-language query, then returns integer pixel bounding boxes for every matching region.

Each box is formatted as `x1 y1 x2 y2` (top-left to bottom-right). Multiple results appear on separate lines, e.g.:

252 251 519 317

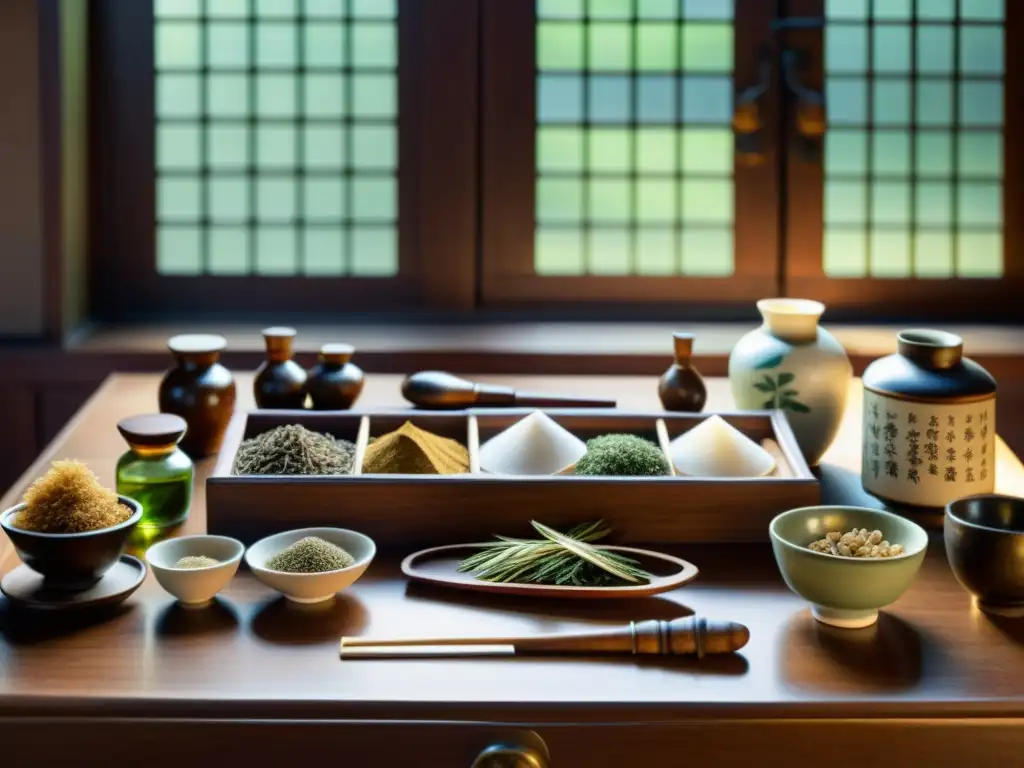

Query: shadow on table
0 597 133 645
980 612 1024 646
403 580 694 624
781 610 925 692
251 592 368 645
816 464 945 529
154 597 240 639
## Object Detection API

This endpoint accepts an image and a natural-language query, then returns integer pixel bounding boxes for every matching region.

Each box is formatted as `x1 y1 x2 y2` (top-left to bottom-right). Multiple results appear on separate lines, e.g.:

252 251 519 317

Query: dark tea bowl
0 496 142 590
945 494 1024 616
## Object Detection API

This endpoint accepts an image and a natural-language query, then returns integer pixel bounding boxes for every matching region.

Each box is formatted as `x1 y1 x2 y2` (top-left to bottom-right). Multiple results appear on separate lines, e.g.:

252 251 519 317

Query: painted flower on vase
750 354 810 414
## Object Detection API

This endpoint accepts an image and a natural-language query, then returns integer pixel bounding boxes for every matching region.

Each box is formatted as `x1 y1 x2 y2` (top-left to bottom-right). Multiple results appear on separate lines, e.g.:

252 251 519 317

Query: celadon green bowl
770 505 929 629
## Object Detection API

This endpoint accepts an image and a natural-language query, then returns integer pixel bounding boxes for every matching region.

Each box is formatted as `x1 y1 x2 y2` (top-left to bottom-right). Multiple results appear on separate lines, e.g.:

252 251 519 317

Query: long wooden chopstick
340 616 749 659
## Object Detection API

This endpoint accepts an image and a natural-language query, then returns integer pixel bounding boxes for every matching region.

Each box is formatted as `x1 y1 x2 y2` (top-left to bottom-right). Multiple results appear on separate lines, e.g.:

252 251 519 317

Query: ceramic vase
158 334 236 457
307 343 365 410
861 329 996 508
728 299 852 465
658 333 707 412
254 327 308 409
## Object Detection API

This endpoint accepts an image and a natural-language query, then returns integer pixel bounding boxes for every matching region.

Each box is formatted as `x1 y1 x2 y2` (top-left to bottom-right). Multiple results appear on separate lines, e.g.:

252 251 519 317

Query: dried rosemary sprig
457 520 652 587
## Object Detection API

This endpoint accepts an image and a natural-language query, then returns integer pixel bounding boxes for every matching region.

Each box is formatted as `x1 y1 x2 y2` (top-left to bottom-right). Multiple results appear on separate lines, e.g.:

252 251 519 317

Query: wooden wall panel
0 388 38 493
39 386 96 446
0 0 45 336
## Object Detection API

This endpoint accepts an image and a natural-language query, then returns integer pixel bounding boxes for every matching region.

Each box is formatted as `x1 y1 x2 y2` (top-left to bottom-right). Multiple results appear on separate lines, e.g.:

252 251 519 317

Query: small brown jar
254 327 308 409
658 333 707 412
159 334 237 457
307 343 365 410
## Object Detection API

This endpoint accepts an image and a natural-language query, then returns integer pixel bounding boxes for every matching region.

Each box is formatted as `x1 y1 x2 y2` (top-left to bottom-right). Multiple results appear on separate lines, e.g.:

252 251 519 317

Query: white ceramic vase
728 299 852 465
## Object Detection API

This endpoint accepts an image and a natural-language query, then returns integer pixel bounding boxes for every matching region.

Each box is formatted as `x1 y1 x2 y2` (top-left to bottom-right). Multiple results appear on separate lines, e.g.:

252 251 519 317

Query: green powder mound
574 434 671 477
266 536 355 573
174 555 220 569
233 425 356 476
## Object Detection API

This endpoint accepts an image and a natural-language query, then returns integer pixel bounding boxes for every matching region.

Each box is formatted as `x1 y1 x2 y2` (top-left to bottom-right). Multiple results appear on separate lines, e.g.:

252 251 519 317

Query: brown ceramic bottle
254 327 308 409
658 333 707 412
307 343 365 410
158 334 237 457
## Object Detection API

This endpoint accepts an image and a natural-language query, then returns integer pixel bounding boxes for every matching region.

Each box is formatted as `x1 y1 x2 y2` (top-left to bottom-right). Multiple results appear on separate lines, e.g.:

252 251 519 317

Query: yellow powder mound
14 460 130 533
362 421 470 475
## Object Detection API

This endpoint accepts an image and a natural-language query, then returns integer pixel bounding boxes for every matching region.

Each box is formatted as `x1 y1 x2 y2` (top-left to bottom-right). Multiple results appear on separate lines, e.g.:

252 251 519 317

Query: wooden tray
401 544 699 599
206 409 818 547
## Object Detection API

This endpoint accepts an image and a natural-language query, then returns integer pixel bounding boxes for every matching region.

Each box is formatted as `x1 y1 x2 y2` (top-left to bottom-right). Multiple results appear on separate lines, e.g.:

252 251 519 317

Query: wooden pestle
402 371 617 410
340 616 749 659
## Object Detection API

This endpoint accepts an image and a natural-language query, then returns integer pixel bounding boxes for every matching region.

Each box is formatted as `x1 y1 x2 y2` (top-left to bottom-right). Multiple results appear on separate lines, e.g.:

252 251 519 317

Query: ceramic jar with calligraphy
861 330 996 509
729 298 852 465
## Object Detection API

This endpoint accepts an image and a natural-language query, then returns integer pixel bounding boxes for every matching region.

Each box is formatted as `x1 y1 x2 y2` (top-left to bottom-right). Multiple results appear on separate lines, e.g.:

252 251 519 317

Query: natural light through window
155 0 398 277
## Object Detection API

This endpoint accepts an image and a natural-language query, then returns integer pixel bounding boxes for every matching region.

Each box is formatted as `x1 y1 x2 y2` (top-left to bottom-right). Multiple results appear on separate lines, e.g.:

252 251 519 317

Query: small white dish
479 411 587 475
669 414 776 477
146 535 244 607
245 527 375 604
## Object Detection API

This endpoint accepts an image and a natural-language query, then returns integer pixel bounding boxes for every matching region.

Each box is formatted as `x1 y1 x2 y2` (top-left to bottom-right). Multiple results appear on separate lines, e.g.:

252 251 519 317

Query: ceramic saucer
0 555 146 611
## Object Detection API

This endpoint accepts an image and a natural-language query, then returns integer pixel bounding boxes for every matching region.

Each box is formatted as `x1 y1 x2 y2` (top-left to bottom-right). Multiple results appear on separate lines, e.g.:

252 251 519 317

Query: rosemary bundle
458 520 652 587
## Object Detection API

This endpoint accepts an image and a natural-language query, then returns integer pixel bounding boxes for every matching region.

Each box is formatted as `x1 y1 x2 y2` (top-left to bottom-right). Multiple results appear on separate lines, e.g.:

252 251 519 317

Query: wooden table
2 374 1024 767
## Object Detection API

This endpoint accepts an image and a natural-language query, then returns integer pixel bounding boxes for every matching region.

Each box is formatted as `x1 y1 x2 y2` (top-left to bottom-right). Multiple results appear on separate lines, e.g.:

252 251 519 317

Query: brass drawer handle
781 49 826 159
732 45 773 166
472 743 549 768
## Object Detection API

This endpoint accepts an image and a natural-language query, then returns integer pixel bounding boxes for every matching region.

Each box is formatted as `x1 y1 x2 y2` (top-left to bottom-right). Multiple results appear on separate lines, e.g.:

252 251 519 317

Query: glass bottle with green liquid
116 414 194 531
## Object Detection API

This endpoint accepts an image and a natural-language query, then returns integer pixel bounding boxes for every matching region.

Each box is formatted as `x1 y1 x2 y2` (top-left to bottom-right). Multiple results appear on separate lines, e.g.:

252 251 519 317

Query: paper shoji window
155 0 398 277
534 0 736 276
824 0 1004 278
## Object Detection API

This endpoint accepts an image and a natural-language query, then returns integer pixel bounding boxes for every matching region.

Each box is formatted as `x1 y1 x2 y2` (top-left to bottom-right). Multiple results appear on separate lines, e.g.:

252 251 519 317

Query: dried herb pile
362 421 470 474
458 520 652 587
174 555 220 569
266 536 355 573
808 528 906 558
233 424 356 476
574 434 670 477
14 460 130 533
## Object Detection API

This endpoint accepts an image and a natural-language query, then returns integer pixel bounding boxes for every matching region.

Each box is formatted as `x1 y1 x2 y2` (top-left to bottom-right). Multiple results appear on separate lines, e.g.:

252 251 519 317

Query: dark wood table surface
2 374 1024 765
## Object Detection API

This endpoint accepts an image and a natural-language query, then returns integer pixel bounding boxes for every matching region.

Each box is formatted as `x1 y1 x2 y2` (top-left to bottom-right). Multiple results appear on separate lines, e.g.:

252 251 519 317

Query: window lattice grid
824 0 1005 278
534 0 736 277
155 0 398 277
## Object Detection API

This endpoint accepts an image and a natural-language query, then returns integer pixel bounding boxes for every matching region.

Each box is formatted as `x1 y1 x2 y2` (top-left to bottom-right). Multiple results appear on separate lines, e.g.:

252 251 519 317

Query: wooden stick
341 616 749 659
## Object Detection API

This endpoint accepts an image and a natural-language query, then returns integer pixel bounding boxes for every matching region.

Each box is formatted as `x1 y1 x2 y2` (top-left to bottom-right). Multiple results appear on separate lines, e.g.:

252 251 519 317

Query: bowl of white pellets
245 527 376 604
146 534 245 607
770 505 928 629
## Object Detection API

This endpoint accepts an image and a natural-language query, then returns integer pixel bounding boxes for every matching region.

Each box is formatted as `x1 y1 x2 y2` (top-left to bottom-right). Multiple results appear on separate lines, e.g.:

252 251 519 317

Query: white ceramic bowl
245 527 376 604
146 535 245 606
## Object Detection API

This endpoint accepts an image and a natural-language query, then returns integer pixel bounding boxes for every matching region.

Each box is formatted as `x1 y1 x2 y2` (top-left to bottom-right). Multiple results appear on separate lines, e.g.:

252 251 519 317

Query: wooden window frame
782 0 1024 321
78 0 1024 323
478 0 782 310
88 0 478 320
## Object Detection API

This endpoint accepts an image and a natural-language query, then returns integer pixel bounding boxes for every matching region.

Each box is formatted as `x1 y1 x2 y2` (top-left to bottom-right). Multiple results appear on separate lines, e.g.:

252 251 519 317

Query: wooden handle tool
401 371 617 410
341 616 749 659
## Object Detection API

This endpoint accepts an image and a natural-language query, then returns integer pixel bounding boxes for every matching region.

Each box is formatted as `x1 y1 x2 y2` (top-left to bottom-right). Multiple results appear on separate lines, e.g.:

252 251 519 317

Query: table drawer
3 718 1024 767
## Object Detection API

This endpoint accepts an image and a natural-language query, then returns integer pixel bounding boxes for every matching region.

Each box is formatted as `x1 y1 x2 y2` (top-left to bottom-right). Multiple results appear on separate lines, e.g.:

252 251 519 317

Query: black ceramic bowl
945 494 1024 615
0 496 142 589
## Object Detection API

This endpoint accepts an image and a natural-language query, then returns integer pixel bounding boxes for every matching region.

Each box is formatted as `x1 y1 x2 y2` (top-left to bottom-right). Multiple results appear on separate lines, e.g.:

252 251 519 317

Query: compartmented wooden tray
206 409 818 547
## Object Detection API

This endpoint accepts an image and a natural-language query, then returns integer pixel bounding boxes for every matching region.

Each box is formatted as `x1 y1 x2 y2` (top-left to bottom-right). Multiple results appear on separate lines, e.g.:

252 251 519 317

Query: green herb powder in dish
266 536 355 573
174 555 220 569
